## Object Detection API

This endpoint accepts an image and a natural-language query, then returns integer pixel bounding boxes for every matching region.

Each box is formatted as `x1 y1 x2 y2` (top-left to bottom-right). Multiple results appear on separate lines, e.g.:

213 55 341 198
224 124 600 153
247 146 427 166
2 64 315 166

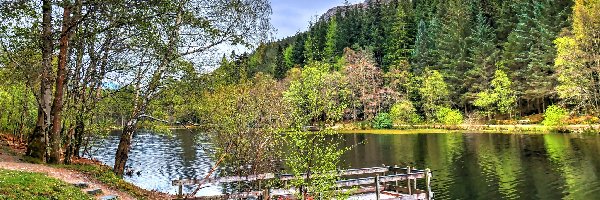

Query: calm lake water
88 130 600 199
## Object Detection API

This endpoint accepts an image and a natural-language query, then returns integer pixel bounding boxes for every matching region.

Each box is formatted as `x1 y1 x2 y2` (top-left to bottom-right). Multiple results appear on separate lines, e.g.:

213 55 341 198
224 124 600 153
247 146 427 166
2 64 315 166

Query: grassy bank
335 123 600 134
0 169 93 200
54 164 161 200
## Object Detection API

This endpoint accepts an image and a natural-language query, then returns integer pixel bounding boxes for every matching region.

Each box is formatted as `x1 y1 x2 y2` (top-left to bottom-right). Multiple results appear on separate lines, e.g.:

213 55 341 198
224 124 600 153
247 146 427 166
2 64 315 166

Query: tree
435 0 472 105
284 61 349 126
555 0 600 113
112 0 273 176
419 69 449 120
283 44 295 68
474 70 517 119
342 48 387 120
283 62 349 200
464 11 499 109
197 73 290 182
304 32 320 62
324 17 340 63
384 1 412 68
411 19 436 74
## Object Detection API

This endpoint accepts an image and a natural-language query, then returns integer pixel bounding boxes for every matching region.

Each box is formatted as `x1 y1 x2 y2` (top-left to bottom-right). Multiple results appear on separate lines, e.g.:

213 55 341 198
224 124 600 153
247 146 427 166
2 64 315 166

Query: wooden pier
172 165 433 200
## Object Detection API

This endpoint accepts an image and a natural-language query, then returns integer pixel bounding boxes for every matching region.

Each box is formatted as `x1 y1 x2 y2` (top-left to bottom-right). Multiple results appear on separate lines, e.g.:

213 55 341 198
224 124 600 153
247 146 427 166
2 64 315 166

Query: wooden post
406 166 412 195
394 165 399 186
413 167 417 190
375 174 380 200
177 178 183 199
425 168 432 200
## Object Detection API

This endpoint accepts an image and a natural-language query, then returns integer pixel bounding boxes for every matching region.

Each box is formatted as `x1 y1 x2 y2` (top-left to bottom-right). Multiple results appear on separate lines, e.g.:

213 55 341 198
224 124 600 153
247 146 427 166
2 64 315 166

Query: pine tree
524 0 559 107
274 45 286 79
324 17 340 63
384 1 412 69
500 1 535 107
304 33 318 62
292 34 306 66
411 19 435 74
464 11 499 107
434 0 472 105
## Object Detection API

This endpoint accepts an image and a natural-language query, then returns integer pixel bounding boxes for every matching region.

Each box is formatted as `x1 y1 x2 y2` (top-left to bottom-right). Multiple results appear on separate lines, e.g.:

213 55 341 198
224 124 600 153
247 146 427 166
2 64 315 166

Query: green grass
337 127 554 134
337 129 457 134
0 169 93 200
55 164 150 200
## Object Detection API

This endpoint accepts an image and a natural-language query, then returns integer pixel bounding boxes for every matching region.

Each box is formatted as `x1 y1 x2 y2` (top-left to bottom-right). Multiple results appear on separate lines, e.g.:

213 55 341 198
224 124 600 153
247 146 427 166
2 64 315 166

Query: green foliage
389 100 421 124
0 169 93 200
419 69 449 121
436 107 463 125
554 0 600 113
284 62 349 126
0 81 36 134
372 112 393 129
283 44 295 68
197 73 290 172
542 105 568 126
474 70 516 117
285 129 350 199
324 17 340 63
383 3 411 68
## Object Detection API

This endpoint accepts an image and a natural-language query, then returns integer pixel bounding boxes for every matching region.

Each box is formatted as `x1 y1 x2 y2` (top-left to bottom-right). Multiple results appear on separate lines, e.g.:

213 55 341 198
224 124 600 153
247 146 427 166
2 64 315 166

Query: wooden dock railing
173 166 433 200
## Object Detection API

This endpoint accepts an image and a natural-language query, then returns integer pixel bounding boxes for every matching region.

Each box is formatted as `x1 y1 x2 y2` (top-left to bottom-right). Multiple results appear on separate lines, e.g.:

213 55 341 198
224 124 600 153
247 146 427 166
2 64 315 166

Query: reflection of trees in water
474 134 523 199
544 134 600 199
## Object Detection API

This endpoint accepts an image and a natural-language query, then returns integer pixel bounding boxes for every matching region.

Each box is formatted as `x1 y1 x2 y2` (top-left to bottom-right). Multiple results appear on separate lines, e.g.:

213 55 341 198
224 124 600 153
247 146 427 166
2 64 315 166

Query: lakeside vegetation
0 0 599 199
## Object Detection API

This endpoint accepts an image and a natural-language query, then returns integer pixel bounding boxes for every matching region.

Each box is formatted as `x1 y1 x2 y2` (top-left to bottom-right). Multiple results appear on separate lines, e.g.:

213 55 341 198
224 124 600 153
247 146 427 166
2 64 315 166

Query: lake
87 130 600 199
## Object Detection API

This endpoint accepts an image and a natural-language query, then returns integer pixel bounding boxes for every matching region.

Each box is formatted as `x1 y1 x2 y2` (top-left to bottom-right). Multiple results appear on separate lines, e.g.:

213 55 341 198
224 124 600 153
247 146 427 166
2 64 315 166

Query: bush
372 113 393 129
436 107 463 125
389 100 421 124
542 105 568 126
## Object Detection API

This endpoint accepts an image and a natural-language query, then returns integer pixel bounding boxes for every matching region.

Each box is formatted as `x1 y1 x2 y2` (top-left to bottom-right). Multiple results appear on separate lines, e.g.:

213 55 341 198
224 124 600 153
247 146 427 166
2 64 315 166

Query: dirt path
0 161 136 200
0 139 136 200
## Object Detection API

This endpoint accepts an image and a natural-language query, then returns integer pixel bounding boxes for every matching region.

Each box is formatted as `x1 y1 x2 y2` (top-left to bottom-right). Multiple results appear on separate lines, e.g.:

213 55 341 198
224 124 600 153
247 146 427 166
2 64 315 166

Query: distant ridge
320 0 395 21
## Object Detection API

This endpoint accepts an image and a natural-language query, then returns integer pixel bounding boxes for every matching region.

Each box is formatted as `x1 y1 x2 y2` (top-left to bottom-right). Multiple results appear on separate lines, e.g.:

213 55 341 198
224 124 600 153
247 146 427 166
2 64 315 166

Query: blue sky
271 0 364 39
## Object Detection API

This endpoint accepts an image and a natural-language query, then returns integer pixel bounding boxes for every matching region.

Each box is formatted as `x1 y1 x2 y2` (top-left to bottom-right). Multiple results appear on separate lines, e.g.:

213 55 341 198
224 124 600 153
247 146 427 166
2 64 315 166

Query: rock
100 195 118 200
72 182 89 188
87 188 103 195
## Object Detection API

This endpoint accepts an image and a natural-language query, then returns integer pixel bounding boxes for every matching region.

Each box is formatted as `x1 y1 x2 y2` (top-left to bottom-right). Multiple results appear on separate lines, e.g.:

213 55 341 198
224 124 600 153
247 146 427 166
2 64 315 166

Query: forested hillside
213 0 599 121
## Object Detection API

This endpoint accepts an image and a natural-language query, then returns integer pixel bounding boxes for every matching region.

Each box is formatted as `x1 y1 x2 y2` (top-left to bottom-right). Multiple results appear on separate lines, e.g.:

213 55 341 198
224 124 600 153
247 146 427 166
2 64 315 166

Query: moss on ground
0 169 93 200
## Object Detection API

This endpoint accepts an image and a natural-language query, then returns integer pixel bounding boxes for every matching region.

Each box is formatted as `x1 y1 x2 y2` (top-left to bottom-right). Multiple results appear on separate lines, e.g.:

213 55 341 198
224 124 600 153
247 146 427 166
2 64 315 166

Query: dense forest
211 0 600 123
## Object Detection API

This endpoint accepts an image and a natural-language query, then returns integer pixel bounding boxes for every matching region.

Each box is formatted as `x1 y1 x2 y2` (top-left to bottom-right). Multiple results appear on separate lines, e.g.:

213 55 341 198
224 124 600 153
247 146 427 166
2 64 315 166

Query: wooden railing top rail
172 166 417 186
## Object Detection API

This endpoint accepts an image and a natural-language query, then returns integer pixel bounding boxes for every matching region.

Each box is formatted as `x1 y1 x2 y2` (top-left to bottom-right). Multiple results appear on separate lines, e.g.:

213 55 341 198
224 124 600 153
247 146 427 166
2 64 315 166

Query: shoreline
335 124 600 134
0 134 173 200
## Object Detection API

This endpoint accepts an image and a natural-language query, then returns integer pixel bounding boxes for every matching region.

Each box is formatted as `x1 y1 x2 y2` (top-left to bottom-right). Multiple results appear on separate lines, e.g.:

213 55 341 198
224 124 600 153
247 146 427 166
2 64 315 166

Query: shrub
372 113 393 129
542 105 568 126
436 107 463 125
389 100 421 124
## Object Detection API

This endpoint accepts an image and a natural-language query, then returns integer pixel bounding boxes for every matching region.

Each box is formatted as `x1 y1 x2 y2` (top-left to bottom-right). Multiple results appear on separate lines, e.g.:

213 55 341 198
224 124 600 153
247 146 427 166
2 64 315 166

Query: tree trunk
63 126 75 164
27 0 54 161
73 115 85 158
27 108 47 160
113 120 137 176
48 4 74 164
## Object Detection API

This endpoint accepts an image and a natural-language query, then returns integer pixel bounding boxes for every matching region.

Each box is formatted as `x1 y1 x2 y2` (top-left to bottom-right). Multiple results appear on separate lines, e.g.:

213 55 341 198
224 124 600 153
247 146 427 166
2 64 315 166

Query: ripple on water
88 131 220 196
88 132 600 199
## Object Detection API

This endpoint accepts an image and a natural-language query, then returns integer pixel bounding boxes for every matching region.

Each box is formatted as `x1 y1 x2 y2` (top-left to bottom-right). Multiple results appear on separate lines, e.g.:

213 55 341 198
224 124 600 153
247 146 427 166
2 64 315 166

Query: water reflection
88 131 600 199
339 133 600 200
